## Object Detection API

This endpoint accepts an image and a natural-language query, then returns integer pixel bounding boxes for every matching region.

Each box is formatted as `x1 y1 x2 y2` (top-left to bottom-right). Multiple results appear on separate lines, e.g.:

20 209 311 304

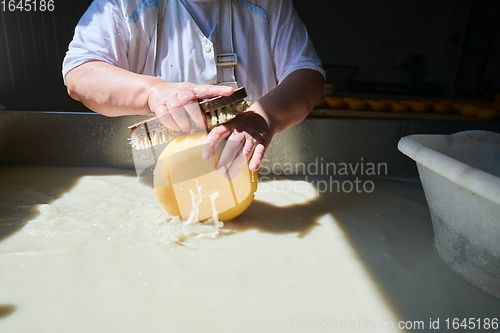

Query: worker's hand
147 82 234 132
202 111 274 179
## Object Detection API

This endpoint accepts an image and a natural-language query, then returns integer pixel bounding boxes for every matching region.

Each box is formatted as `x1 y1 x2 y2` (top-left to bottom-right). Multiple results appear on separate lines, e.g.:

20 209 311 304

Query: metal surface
263 117 500 179
1 110 499 179
0 111 146 169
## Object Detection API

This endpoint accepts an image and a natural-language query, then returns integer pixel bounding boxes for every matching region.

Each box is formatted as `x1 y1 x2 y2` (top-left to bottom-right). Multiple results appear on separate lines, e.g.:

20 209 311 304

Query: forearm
250 69 325 135
65 61 163 116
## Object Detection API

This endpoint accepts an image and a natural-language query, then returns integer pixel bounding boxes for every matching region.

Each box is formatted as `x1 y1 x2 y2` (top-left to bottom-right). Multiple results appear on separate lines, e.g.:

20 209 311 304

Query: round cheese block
346 100 368 110
154 134 258 221
450 102 464 113
476 108 500 120
490 102 500 109
390 103 410 112
380 99 397 105
406 101 431 113
366 100 389 111
314 97 328 108
460 104 480 116
324 97 347 109
430 102 452 113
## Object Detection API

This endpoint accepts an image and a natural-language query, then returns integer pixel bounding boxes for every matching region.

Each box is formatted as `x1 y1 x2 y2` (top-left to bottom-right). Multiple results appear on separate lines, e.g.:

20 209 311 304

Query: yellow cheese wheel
154 134 258 221
430 102 452 113
324 96 347 109
343 97 361 102
450 102 464 113
366 100 389 111
407 101 431 113
491 102 500 109
346 100 369 110
476 108 500 120
314 97 328 108
435 100 462 113
460 104 480 116
390 103 410 112
380 99 397 105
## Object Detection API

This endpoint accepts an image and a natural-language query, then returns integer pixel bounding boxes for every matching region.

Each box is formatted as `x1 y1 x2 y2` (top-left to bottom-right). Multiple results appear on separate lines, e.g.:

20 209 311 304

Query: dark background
0 0 498 111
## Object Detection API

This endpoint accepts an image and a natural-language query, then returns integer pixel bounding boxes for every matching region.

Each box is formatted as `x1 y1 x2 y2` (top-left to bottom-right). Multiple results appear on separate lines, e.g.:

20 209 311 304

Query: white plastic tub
398 130 500 297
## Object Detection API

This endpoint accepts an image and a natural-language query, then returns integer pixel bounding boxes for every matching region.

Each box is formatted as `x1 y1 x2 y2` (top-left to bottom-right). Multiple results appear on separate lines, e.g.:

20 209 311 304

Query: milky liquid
0 166 422 332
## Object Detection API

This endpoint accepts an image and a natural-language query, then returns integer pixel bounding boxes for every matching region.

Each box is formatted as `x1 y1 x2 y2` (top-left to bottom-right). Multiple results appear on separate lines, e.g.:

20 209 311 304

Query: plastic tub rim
398 130 500 206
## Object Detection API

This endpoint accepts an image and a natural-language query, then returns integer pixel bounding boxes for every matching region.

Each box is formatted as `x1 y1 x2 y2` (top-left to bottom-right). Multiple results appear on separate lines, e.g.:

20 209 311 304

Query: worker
62 0 325 173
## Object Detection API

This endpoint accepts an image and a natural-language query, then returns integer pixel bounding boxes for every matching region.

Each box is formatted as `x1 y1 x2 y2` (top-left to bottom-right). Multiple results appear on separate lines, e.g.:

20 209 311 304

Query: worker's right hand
147 82 234 133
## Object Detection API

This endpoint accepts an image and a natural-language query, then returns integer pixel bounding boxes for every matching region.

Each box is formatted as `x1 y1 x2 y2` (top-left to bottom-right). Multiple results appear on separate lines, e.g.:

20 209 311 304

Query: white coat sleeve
62 0 131 83
268 0 325 83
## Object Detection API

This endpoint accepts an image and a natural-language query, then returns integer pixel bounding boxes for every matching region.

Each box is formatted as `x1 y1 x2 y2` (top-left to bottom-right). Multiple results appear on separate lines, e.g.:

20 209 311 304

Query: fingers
168 106 192 133
214 135 265 179
216 138 244 169
202 125 228 159
228 138 253 179
152 92 192 132
214 140 246 180
203 127 248 180
183 102 205 129
193 85 234 99
203 115 271 179
177 90 206 129
154 104 182 132
249 143 266 171
150 87 273 176
150 83 234 133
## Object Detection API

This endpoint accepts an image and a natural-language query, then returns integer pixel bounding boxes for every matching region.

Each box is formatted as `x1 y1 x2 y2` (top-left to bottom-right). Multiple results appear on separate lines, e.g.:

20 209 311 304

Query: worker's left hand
202 111 274 179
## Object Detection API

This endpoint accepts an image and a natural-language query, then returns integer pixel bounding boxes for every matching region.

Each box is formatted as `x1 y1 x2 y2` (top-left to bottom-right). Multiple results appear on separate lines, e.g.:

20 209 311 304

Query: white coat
63 0 324 103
